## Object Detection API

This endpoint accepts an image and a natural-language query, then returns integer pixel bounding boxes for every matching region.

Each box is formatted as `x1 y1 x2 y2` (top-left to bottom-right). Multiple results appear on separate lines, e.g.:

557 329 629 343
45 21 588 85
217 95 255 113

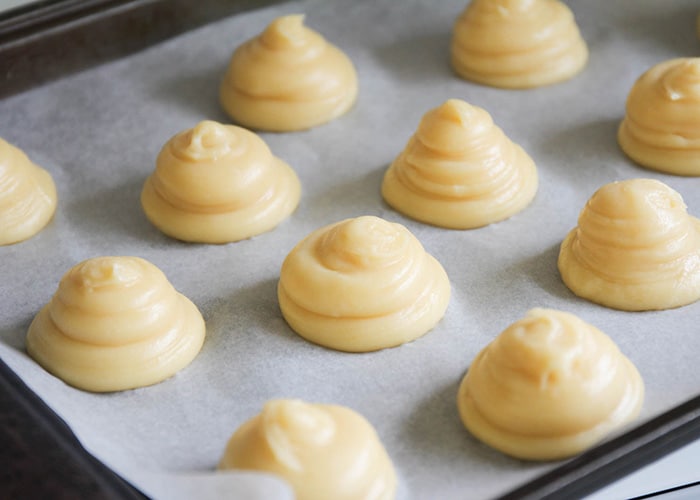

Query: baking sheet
1 0 699 498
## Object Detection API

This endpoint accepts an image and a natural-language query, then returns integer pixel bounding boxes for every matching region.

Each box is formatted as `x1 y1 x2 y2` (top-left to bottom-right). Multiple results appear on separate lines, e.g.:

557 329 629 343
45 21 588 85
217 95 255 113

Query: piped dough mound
218 399 397 500
0 138 57 245
558 179 700 311
278 216 450 352
26 256 206 392
141 120 300 243
220 14 358 132
618 58 700 176
382 99 537 228
457 308 644 461
451 0 588 89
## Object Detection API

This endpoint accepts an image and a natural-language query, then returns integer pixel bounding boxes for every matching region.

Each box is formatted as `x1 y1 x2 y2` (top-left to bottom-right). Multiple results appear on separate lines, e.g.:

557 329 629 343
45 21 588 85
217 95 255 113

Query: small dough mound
0 138 57 245
141 120 300 243
382 99 537 228
558 179 700 311
278 216 450 352
457 308 644 461
618 58 700 176
451 0 588 89
218 399 396 500
26 256 206 392
220 14 358 132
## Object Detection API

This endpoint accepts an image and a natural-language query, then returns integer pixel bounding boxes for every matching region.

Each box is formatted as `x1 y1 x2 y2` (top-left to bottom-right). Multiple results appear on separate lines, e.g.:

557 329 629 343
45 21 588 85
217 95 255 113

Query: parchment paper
1 1 699 498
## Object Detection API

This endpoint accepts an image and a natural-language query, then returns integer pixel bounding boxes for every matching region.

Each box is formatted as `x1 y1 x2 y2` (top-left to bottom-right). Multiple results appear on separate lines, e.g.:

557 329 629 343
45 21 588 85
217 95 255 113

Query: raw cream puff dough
382 99 537 229
457 308 644 461
278 216 450 352
558 179 700 311
220 14 358 132
618 58 700 176
141 120 300 243
219 399 397 500
0 138 57 245
451 0 588 89
26 256 206 392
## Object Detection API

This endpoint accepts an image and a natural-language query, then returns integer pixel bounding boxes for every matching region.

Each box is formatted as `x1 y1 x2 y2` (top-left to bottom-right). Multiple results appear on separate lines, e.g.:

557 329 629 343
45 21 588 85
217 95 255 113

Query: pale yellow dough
558 179 700 311
451 0 588 89
457 308 644 461
26 256 206 392
382 99 537 228
278 216 450 352
219 399 396 500
141 120 300 243
0 138 56 245
618 58 700 176
220 14 358 132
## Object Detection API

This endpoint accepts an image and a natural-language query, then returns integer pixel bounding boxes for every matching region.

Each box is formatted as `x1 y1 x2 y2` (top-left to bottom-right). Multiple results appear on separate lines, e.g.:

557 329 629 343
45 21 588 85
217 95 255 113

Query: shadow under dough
204 277 308 353
399 378 528 471
150 64 231 123
539 118 622 173
373 31 454 83
64 176 170 245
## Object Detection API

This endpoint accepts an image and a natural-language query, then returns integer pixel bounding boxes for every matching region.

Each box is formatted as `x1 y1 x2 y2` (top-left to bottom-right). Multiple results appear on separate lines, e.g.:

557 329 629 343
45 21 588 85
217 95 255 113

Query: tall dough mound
451 0 588 89
26 256 206 392
218 399 396 500
220 14 358 132
618 58 700 176
278 216 450 352
457 308 644 461
558 179 700 311
141 120 300 243
0 138 57 245
382 99 537 229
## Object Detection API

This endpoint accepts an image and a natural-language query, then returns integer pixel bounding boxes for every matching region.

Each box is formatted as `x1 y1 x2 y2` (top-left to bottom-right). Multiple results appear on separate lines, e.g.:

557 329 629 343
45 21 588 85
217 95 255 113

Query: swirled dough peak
382 99 537 228
219 399 396 500
220 14 358 131
451 0 588 88
558 179 700 311
141 120 300 243
278 216 450 352
26 256 206 392
0 138 56 245
457 308 644 460
618 58 700 176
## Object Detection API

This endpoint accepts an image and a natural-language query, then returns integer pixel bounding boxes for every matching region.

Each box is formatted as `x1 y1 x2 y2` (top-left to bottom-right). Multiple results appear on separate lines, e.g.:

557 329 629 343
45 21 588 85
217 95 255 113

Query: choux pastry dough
220 14 358 132
457 308 644 461
278 216 450 352
618 58 700 176
26 256 206 392
141 120 300 243
0 138 57 245
218 399 397 500
558 179 700 311
451 0 588 89
381 99 537 229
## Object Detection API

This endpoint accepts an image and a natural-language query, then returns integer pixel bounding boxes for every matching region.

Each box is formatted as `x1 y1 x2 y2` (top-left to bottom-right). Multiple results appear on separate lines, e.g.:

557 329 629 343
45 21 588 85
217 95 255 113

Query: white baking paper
1 0 699 498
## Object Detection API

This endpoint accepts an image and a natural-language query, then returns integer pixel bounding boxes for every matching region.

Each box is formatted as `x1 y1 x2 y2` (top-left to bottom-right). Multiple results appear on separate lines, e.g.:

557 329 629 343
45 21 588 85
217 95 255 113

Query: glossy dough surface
0 138 57 245
382 99 537 228
618 58 700 176
219 399 396 500
278 216 450 352
220 14 358 131
457 308 644 461
558 179 700 311
141 120 300 243
451 0 588 88
26 256 206 392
